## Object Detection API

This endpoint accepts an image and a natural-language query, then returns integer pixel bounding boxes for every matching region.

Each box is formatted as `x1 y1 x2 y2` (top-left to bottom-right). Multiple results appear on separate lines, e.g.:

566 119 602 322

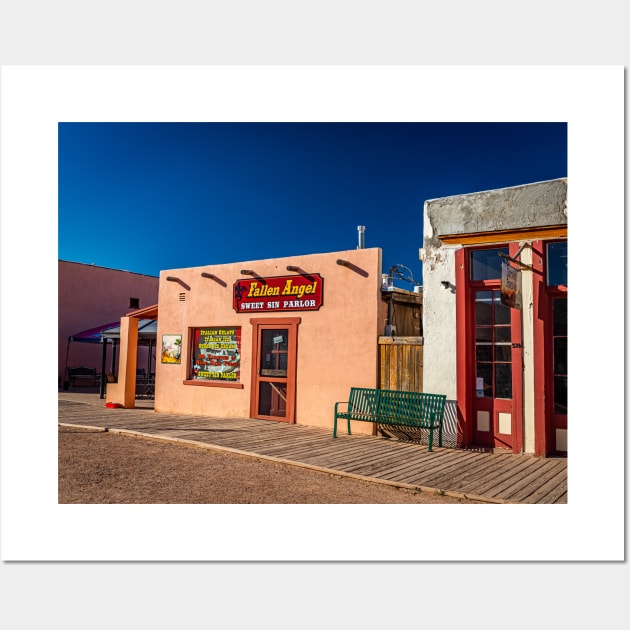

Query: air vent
179 293 186 302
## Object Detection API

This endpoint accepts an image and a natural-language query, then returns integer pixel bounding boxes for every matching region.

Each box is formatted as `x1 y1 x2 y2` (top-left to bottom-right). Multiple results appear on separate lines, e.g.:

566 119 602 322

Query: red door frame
531 240 548 456
455 247 472 449
455 244 524 453
531 239 567 456
249 317 301 423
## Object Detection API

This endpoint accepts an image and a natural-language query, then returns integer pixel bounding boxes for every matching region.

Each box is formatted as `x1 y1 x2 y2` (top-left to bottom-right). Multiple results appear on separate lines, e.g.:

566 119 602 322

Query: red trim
183 380 243 389
508 243 524 454
531 240 548 456
250 317 301 423
457 244 524 453
455 248 472 448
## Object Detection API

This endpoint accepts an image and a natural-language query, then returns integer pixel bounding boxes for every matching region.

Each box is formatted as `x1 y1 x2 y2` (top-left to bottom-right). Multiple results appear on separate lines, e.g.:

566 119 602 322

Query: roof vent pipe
357 225 365 249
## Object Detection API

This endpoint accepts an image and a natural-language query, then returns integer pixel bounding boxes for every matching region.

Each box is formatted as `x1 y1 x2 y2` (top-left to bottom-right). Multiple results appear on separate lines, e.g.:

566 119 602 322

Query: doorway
472 287 522 449
467 246 523 451
250 317 300 423
548 294 567 452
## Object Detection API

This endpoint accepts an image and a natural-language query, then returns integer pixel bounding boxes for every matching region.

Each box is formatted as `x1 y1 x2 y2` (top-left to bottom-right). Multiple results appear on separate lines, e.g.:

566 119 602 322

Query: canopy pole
111 340 117 376
100 339 108 399
63 338 71 390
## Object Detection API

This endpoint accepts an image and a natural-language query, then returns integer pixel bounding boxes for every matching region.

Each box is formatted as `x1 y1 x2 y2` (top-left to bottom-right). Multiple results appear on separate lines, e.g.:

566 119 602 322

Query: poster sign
233 274 324 313
500 262 522 309
192 327 241 382
161 334 182 364
476 377 484 398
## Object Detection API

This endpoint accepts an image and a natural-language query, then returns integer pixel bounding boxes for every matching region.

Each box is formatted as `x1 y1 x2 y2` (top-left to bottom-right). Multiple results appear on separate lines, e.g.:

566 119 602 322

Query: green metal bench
333 387 446 451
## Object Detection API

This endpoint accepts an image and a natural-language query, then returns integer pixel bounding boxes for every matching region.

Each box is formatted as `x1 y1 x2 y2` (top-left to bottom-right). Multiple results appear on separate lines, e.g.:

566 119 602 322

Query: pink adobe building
58 260 159 385
106 247 389 435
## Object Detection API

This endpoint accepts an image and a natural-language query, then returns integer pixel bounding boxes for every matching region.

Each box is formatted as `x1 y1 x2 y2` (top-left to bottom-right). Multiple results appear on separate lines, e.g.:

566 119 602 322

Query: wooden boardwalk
58 394 568 504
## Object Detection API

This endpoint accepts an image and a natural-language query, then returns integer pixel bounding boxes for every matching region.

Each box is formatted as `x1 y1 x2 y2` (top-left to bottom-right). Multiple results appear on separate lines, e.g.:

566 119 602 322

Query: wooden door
466 246 523 452
250 318 300 423
472 287 522 449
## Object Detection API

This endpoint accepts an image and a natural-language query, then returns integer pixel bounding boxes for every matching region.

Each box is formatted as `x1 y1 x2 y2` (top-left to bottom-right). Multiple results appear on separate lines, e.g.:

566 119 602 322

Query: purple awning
68 321 122 344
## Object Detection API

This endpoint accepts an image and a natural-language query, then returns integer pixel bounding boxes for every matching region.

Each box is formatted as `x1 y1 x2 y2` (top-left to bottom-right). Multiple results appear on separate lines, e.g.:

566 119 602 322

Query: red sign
233 274 324 313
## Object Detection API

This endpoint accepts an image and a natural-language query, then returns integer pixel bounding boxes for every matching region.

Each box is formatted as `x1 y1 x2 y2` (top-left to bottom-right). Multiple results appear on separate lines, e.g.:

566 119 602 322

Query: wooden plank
476 459 548 499
401 451 480 485
378 336 424 345
307 441 414 467
367 449 457 478
412 453 492 487
339 449 432 474
490 462 558 500
437 454 516 490
537 484 568 504
453 456 538 495
516 469 568 504
502 461 565 502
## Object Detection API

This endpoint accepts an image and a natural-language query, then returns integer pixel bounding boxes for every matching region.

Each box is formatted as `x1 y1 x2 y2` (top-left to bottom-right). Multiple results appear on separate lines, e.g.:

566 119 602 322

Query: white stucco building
422 178 567 457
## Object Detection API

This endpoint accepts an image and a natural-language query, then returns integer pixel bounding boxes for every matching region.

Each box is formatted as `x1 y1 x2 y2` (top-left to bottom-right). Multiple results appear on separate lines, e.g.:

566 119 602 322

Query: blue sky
58 122 567 287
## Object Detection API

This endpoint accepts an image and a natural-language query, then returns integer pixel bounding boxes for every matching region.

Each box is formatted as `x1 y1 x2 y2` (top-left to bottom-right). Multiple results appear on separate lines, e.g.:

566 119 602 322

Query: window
129 297 140 309
471 247 509 281
552 298 568 414
191 327 241 383
546 241 567 287
475 289 512 399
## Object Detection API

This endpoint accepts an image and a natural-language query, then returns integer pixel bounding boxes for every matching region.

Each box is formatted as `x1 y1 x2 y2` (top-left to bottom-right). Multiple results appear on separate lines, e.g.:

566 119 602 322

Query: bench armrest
334 401 350 414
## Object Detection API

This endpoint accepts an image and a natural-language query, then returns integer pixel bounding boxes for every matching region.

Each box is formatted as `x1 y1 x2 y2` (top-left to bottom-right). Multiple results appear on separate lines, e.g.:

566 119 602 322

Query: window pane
495 326 511 342
476 363 493 398
475 291 493 325
494 299 511 325
495 344 512 362
262 329 288 352
476 344 493 362
554 376 568 413
495 363 512 399
471 248 509 281
476 327 492 342
191 327 241 382
553 299 567 336
258 381 287 417
547 241 568 286
554 337 567 375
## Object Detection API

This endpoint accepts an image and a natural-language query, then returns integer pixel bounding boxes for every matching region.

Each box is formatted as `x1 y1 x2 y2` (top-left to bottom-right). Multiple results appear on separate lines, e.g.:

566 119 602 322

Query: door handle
512 343 522 349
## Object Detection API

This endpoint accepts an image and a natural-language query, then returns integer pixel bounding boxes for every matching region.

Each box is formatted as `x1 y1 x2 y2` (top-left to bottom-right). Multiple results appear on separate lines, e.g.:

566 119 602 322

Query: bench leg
438 423 443 448
428 428 434 452
333 416 338 438
347 419 351 435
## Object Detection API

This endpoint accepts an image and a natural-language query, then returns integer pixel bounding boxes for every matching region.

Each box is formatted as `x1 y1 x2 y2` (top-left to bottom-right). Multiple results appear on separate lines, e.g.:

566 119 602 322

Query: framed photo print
161 334 182 364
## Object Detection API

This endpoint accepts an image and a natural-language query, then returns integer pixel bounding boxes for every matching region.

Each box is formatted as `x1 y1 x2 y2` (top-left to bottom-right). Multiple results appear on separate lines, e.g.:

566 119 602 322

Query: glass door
469 247 522 450
250 318 299 423
473 289 518 448
258 328 289 418
549 296 567 452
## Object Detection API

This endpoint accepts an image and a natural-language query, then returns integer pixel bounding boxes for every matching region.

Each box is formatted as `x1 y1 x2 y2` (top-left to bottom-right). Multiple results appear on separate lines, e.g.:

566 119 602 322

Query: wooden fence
378 336 423 392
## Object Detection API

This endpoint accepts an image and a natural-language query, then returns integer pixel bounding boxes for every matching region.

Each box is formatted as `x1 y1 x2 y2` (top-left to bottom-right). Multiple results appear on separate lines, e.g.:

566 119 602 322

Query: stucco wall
58 261 159 384
154 248 384 433
420 212 459 399
425 178 567 239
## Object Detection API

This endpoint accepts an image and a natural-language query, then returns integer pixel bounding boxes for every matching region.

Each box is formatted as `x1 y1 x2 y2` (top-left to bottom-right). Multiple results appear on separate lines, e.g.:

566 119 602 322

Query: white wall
421 202 458 399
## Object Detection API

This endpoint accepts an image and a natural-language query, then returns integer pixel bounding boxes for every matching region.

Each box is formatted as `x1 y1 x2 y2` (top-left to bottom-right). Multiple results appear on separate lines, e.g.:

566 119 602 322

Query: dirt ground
58 424 485 504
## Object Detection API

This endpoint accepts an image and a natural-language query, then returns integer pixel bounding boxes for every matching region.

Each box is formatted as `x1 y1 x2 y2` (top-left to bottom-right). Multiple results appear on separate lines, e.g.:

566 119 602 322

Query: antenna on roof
357 225 365 249
389 263 420 288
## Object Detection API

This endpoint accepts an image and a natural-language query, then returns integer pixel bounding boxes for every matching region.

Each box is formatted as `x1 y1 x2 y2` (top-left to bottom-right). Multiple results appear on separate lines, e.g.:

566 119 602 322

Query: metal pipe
357 225 365 249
